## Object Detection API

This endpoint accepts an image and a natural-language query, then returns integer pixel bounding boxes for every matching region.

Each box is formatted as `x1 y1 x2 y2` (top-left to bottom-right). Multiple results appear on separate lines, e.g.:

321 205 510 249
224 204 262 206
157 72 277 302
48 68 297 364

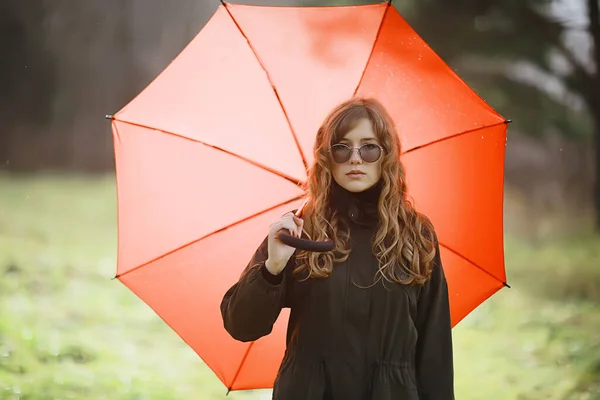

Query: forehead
339 118 377 142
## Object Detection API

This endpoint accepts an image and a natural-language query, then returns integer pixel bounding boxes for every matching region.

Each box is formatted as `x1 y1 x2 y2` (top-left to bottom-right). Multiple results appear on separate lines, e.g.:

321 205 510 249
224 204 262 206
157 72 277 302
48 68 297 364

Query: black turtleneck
329 180 382 228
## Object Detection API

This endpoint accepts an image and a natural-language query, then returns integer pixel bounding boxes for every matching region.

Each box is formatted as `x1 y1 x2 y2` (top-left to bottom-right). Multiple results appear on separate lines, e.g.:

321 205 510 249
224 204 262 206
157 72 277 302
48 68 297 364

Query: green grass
0 172 599 399
0 173 267 400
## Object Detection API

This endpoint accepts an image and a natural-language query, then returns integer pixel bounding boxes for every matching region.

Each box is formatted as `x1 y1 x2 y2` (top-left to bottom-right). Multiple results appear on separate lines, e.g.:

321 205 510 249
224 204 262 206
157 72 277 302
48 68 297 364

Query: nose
348 148 362 164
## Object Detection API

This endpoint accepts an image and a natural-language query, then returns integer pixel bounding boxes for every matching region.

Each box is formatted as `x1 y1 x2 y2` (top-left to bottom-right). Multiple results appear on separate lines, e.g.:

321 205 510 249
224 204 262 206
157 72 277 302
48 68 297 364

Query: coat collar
330 180 382 227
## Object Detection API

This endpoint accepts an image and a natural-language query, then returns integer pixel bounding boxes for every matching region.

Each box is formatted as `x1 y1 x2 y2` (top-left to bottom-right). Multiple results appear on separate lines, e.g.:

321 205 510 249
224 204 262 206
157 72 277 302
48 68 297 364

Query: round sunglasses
329 143 384 164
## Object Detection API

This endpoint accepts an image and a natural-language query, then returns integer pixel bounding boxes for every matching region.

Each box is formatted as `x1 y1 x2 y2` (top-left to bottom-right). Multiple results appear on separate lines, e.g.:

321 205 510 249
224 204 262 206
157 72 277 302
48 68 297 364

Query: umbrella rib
402 119 509 155
353 0 392 96
221 2 309 172
114 195 304 280
113 118 303 187
226 342 255 394
438 242 509 288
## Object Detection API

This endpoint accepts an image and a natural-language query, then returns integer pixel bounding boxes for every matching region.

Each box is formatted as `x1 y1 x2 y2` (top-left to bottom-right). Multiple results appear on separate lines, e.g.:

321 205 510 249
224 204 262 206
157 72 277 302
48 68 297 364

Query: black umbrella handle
277 231 334 253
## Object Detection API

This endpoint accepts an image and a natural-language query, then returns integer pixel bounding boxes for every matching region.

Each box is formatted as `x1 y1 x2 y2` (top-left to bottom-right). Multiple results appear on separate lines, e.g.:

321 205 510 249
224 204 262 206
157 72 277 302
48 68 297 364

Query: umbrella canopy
109 0 509 392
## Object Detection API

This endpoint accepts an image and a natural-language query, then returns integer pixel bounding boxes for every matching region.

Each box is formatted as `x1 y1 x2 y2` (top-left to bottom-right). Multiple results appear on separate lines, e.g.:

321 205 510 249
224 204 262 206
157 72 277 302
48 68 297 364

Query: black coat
220 184 455 399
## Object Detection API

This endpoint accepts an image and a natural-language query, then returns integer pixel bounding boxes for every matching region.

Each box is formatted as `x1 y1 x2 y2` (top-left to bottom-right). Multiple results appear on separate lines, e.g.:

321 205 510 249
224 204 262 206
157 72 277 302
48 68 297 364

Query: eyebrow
340 137 378 143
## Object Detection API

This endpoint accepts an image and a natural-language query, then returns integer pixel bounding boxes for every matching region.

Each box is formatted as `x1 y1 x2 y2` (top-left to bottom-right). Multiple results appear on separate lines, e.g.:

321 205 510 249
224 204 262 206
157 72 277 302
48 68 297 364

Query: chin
338 179 377 193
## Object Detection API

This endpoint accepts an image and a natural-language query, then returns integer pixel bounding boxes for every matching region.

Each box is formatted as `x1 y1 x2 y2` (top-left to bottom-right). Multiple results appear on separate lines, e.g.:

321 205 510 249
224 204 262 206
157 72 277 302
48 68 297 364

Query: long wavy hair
295 97 436 286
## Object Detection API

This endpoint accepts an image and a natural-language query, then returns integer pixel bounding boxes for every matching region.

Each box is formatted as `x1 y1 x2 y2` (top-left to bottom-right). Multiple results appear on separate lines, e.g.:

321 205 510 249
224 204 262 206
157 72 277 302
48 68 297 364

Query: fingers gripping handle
277 232 335 252
276 200 335 253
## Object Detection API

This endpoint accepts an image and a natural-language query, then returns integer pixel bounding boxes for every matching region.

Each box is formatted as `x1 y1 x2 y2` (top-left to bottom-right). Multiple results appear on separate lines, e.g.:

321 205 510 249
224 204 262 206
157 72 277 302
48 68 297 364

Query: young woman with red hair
221 97 454 400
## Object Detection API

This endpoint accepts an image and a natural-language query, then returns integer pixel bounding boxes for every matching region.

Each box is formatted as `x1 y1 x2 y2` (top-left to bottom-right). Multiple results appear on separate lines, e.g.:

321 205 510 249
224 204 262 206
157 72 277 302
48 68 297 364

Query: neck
330 180 382 226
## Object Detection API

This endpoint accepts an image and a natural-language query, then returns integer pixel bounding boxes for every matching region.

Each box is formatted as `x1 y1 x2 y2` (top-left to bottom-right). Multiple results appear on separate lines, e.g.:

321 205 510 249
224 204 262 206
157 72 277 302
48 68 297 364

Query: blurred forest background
1 0 599 399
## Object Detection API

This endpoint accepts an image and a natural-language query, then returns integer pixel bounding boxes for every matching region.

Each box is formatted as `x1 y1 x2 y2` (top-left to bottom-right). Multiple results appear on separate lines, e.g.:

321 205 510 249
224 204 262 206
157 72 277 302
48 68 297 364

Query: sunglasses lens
360 144 382 163
331 144 351 163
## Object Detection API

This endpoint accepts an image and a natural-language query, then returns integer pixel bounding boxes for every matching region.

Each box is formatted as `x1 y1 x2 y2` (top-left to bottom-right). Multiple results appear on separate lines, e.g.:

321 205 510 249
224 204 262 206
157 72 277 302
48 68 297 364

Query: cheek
331 162 344 181
372 161 383 179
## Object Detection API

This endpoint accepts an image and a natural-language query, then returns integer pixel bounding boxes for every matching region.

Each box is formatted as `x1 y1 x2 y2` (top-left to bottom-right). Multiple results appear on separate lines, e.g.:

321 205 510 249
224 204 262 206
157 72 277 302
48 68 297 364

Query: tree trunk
588 0 600 231
594 116 600 231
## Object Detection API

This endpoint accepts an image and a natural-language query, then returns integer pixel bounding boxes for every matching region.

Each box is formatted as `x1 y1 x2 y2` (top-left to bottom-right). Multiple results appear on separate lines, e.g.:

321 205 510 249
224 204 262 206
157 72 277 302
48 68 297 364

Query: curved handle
277 231 334 253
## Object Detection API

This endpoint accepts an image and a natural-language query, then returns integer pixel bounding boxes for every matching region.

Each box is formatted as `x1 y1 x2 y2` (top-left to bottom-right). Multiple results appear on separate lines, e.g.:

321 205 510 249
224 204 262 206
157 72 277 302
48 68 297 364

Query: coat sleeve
220 235 290 343
415 229 455 400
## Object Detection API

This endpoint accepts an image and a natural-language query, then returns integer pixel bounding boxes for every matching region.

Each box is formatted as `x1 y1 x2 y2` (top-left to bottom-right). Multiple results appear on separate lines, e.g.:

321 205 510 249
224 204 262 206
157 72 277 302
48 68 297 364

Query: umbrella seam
114 195 304 279
353 1 392 97
111 122 124 278
402 120 509 155
221 2 309 172
112 118 304 187
438 242 508 286
227 342 255 394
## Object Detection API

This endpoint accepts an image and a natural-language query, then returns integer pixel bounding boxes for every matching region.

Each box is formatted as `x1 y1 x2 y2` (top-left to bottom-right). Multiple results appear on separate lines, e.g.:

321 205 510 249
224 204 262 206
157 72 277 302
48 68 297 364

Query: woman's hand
265 212 303 275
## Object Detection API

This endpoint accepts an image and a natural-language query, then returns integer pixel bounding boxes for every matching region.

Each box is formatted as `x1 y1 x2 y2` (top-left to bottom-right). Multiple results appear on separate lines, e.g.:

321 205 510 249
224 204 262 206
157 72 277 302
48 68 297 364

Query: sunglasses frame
328 143 384 164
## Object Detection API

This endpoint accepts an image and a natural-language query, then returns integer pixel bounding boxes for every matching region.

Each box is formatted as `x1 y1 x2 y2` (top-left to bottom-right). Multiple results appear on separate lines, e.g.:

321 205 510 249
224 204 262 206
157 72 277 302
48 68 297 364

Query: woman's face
330 118 383 193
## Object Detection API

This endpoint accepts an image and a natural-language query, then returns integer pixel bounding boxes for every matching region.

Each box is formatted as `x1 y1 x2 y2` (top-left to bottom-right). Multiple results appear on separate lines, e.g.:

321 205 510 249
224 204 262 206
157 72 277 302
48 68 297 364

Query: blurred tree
588 0 600 232
0 0 215 172
0 1 58 169
402 0 600 230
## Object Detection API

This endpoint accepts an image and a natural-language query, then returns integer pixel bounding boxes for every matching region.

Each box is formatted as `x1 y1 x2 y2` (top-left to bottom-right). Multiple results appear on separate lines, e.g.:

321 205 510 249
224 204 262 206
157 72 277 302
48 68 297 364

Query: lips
346 170 365 176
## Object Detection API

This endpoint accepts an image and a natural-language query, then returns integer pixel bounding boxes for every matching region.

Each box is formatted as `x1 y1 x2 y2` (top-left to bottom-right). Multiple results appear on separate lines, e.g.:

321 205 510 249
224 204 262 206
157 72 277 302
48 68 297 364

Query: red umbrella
108 0 509 392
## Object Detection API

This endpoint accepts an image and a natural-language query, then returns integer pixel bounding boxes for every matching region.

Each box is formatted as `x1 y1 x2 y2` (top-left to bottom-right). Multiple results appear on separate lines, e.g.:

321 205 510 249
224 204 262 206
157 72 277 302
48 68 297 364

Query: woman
220 97 454 400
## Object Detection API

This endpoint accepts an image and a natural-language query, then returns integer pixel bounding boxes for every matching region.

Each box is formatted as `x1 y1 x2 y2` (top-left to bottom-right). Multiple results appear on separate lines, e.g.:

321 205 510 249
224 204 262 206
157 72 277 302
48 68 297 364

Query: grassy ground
0 172 599 400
